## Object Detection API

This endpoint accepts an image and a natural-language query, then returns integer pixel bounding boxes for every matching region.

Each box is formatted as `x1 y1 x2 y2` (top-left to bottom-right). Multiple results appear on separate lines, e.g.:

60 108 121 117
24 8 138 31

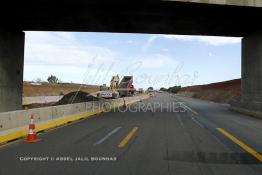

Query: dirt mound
56 91 99 105
178 79 241 103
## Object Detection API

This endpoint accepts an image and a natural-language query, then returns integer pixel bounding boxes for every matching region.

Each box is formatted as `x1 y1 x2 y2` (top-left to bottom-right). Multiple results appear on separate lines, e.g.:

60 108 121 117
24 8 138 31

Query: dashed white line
191 117 204 128
172 96 198 115
94 127 122 146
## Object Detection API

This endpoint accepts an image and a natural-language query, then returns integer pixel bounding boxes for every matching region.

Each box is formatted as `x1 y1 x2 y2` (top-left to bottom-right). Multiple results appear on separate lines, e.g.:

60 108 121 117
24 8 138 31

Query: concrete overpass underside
0 0 262 113
0 0 262 36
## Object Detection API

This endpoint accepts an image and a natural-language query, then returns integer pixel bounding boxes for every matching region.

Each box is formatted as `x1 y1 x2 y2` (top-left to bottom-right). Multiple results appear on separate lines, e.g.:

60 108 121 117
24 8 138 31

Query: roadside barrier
0 95 149 144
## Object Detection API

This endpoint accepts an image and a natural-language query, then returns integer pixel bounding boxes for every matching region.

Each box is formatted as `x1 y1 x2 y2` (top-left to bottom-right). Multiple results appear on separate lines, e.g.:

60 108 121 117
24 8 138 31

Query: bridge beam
0 32 24 112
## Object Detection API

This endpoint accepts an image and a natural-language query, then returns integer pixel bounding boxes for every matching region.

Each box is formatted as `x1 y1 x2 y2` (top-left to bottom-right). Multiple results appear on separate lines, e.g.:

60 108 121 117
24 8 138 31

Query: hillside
23 82 100 97
177 79 241 103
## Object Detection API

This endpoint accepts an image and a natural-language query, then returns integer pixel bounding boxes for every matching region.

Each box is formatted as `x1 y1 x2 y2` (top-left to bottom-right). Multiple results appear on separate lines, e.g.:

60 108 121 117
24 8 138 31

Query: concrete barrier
23 96 63 105
0 95 149 144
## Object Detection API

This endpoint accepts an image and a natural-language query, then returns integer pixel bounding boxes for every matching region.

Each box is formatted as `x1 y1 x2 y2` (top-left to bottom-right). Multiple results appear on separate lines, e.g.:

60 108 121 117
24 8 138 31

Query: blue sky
24 32 241 89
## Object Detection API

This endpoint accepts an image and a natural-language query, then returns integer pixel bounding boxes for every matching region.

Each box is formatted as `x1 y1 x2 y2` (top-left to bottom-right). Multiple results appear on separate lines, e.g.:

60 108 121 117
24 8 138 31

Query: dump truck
93 75 135 98
118 76 135 97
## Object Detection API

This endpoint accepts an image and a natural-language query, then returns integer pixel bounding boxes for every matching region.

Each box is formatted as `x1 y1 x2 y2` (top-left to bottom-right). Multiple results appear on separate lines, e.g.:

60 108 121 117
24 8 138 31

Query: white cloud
54 32 76 41
24 32 120 84
25 32 239 88
142 35 158 51
161 34 241 46
127 40 134 44
140 54 178 69
24 64 118 86
142 34 241 51
25 32 118 67
162 35 193 41
162 48 169 52
208 52 215 57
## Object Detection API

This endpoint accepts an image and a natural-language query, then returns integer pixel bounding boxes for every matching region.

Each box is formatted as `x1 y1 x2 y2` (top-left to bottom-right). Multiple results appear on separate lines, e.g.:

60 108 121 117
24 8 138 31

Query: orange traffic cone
123 98 127 109
24 115 40 143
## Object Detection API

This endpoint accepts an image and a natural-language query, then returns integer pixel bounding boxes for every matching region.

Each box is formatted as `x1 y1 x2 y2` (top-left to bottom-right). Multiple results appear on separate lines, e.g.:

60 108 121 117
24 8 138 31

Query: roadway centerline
118 127 138 148
94 127 122 146
217 128 262 162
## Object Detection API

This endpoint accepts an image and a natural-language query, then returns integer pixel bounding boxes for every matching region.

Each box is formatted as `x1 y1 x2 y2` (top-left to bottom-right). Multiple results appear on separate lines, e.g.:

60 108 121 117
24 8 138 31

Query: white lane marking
182 104 198 115
94 127 122 146
191 117 204 128
179 102 198 115
172 96 198 115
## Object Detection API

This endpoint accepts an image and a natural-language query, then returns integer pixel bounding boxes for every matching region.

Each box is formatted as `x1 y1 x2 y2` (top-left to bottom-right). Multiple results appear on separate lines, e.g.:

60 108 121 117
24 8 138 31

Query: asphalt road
0 93 262 175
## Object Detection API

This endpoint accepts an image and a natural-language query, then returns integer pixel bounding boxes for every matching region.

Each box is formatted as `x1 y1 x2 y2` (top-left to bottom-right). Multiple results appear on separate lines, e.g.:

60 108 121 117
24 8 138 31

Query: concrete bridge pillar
239 31 262 113
0 32 24 112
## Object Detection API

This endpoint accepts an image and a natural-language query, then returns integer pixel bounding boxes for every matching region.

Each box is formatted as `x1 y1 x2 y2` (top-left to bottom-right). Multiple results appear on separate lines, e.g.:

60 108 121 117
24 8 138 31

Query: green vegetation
160 87 167 91
160 86 181 94
167 86 181 93
47 75 59 84
147 87 154 91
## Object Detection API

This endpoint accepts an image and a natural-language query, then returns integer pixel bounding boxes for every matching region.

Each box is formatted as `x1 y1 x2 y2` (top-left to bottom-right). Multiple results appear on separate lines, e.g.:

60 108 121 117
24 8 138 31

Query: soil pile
56 91 99 105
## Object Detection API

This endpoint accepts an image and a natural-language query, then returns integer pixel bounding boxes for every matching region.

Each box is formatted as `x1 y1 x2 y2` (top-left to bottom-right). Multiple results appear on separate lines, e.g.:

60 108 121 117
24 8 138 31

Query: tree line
160 86 182 93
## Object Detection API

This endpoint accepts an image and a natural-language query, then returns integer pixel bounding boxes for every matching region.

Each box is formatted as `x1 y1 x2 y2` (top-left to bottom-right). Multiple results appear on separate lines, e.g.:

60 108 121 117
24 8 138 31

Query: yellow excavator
97 75 120 99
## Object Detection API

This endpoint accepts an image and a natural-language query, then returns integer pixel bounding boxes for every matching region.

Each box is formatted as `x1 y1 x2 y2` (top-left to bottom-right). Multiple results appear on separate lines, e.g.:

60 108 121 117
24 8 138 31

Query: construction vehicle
138 88 144 93
96 75 120 99
95 75 135 98
118 76 135 97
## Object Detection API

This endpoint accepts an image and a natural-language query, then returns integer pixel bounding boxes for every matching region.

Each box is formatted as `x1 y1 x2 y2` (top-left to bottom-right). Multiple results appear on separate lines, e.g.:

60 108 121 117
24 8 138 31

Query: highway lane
174 94 262 156
0 93 262 175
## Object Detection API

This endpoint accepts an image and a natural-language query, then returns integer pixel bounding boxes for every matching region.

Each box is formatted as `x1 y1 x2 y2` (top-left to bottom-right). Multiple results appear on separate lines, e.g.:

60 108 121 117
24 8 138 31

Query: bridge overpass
1 0 262 114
